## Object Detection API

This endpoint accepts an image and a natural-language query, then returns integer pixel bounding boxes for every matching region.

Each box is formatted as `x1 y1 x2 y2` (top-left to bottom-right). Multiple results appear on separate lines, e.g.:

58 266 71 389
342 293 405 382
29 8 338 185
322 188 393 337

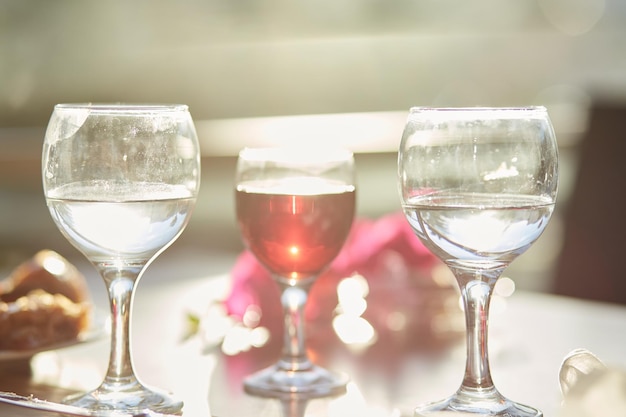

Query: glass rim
53 103 189 112
408 106 547 116
409 106 546 111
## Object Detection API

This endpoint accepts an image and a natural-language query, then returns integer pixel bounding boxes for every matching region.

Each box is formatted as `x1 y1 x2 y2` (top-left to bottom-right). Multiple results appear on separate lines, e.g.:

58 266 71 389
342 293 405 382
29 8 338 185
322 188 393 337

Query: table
1 266 626 417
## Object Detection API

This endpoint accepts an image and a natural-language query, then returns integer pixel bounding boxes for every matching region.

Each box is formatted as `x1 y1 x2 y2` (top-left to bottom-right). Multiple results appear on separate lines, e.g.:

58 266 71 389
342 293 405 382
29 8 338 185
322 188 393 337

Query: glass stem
277 278 314 372
97 263 144 390
452 265 504 399
280 396 309 417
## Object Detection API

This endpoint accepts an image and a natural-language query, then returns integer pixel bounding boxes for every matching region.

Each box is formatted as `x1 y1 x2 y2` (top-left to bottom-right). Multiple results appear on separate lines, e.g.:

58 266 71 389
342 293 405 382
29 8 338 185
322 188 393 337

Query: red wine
236 178 355 280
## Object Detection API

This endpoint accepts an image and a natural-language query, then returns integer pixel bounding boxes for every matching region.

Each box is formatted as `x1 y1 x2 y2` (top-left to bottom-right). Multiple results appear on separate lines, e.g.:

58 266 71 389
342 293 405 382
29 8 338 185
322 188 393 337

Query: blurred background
1 0 625 298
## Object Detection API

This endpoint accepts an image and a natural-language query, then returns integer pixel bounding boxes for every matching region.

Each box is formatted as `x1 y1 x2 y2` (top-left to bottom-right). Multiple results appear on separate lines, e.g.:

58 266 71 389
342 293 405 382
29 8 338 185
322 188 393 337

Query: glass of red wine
235 147 356 398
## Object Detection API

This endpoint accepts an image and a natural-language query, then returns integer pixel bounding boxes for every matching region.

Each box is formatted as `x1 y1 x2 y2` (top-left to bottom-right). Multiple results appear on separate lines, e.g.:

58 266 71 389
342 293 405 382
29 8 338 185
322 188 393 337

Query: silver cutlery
0 391 180 417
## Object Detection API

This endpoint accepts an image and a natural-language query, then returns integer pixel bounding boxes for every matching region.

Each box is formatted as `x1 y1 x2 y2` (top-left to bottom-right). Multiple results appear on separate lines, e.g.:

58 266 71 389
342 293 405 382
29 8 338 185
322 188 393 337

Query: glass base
63 380 183 415
244 363 348 399
414 394 542 417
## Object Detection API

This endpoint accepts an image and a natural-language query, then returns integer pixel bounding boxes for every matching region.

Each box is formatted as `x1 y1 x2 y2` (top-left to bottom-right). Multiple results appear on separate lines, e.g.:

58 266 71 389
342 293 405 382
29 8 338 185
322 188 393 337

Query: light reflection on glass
332 275 377 349
483 162 520 181
69 204 151 251
455 276 515 315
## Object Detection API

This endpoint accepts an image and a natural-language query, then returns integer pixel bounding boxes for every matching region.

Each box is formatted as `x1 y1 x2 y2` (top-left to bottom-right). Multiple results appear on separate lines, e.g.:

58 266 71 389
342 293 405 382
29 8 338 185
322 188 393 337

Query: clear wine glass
42 104 201 414
235 147 356 398
398 107 558 417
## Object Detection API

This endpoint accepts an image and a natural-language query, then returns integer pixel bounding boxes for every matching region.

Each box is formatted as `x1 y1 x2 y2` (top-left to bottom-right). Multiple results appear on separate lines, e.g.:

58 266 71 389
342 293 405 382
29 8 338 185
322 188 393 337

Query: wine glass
42 104 201 414
398 107 558 417
235 147 356 398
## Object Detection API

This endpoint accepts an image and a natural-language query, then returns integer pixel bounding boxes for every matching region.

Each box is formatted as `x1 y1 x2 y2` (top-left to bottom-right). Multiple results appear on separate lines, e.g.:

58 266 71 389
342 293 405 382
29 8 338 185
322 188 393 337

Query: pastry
0 250 91 351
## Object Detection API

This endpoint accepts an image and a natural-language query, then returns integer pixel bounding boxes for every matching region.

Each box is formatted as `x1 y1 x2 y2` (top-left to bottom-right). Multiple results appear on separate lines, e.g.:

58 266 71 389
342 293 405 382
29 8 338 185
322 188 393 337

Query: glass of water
398 107 558 417
42 104 200 414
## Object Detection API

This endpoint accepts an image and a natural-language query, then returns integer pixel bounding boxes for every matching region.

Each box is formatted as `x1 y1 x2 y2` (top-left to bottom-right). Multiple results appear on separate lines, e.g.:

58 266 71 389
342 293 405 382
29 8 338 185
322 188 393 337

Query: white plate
0 311 109 362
